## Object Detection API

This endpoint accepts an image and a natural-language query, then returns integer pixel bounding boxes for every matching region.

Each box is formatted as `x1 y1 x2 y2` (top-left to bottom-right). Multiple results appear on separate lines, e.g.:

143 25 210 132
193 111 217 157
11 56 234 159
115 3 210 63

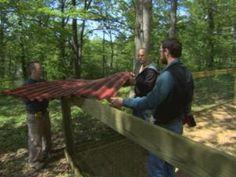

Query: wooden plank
74 98 236 177
193 68 236 79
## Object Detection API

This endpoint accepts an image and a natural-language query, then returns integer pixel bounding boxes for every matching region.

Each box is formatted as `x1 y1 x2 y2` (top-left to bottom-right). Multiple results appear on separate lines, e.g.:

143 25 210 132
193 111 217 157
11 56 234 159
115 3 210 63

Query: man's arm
111 71 174 110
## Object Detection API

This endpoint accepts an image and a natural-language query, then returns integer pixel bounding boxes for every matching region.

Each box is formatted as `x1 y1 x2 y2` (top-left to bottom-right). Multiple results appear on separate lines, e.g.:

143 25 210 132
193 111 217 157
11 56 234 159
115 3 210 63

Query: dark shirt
134 63 159 97
23 78 49 113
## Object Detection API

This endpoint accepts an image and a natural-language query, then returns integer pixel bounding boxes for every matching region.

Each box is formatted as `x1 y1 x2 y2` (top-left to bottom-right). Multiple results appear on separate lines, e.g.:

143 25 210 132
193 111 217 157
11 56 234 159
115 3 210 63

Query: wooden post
61 97 74 157
61 97 86 177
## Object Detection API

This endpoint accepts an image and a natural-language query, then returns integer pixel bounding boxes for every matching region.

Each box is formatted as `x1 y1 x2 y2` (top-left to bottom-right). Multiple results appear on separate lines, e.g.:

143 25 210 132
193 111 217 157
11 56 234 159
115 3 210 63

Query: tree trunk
73 0 92 78
59 0 66 79
206 0 215 68
134 0 152 73
169 0 177 38
102 29 106 76
0 12 5 78
109 28 114 70
135 0 152 54
20 41 27 80
18 18 27 80
72 0 80 78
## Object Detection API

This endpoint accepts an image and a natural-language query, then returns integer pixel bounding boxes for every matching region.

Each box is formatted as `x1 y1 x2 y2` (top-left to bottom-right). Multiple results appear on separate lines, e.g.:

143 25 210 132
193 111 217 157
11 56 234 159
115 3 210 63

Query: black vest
154 62 193 124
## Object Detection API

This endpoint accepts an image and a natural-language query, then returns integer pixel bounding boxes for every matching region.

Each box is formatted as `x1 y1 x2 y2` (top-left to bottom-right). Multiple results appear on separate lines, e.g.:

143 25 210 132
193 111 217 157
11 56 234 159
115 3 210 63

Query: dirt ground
184 102 236 156
0 102 235 177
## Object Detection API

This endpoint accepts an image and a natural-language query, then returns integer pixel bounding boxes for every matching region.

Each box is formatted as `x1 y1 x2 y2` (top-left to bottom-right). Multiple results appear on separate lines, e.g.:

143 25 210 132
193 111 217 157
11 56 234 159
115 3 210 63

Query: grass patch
193 74 234 106
0 94 120 154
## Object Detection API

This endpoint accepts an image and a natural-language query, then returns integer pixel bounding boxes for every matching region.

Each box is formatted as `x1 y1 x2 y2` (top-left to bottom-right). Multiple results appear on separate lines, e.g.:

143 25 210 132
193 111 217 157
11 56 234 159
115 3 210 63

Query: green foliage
0 95 26 151
193 74 235 106
0 0 235 80
0 95 84 152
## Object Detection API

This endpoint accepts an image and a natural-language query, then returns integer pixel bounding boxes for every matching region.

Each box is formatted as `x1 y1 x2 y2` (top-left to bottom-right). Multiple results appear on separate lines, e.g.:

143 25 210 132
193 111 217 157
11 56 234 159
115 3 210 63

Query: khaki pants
27 111 51 163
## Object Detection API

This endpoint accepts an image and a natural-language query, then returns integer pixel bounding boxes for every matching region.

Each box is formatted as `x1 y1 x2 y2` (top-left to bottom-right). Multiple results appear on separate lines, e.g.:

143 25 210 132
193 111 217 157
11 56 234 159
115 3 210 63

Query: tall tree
206 0 216 68
134 0 152 74
72 0 92 78
72 0 80 78
135 0 152 54
0 4 6 78
169 0 177 38
58 0 67 79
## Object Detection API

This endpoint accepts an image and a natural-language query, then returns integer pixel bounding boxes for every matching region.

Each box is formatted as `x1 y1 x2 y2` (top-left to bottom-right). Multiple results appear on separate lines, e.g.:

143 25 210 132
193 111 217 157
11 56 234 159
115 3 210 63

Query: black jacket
134 63 159 97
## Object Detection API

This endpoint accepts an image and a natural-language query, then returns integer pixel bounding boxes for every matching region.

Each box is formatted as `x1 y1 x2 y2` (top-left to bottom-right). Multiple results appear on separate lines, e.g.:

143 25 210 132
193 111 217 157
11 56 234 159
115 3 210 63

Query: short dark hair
161 38 182 58
27 61 40 75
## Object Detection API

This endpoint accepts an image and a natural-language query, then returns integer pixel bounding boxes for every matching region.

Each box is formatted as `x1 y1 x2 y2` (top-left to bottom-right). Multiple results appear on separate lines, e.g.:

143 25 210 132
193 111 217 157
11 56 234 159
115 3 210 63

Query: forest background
0 1 235 176
0 0 235 82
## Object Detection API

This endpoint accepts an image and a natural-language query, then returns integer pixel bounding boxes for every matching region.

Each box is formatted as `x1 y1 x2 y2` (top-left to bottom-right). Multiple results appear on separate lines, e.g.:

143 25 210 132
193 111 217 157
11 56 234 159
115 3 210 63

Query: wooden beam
193 68 236 79
74 98 236 177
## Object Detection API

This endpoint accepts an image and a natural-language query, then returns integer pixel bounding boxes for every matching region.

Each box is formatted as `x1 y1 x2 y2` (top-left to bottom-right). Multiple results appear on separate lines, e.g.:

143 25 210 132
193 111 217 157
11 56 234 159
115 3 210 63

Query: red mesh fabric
2 72 131 101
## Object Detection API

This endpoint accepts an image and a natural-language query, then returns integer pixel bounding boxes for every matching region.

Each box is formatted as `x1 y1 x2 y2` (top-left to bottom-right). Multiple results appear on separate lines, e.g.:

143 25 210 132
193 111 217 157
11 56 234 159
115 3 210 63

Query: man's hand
110 97 124 109
124 72 135 86
128 72 136 85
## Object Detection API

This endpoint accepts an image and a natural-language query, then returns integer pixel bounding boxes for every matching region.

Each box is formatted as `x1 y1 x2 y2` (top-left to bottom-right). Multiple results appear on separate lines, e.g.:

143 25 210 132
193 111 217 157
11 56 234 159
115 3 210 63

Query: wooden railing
192 68 236 104
68 68 236 177
72 98 236 177
192 68 236 110
193 68 236 79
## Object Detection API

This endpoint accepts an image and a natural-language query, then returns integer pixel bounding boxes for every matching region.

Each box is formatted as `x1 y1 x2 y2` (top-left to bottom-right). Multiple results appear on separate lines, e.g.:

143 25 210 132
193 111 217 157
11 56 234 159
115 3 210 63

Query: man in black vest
111 38 194 177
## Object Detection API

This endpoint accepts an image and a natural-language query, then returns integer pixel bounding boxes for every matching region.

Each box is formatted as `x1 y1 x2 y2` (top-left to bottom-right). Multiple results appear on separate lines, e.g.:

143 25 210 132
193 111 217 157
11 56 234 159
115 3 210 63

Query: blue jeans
147 117 183 177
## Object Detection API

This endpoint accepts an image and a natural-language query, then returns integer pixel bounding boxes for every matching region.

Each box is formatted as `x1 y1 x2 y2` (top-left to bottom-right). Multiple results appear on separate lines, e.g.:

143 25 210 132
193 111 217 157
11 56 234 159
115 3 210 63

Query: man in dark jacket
133 48 159 121
24 61 51 170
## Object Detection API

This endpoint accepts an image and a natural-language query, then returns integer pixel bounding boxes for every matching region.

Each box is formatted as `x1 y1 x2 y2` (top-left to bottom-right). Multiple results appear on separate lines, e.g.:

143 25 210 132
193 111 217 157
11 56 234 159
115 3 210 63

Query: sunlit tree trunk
134 0 152 73
135 0 152 54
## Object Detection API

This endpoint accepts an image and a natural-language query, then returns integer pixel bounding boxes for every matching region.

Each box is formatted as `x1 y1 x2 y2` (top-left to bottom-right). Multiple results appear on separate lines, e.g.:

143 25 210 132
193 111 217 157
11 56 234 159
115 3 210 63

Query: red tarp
1 72 131 101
